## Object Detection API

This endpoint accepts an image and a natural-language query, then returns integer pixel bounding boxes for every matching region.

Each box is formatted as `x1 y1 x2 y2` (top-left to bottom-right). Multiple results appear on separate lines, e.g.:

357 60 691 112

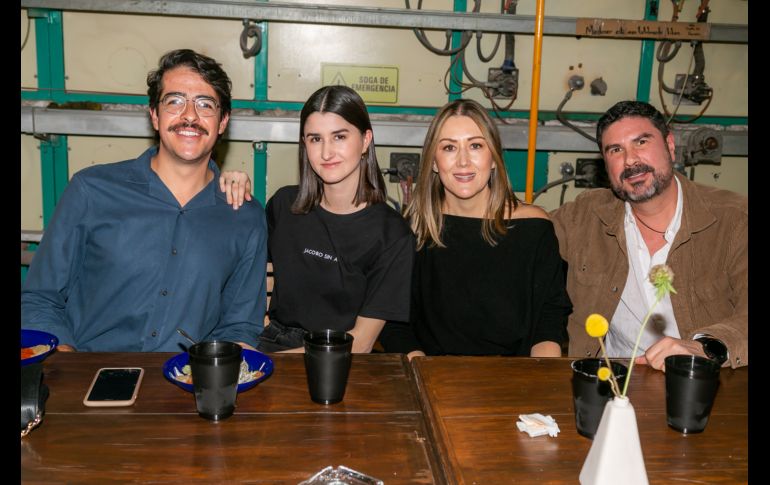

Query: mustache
620 164 654 182
168 122 209 136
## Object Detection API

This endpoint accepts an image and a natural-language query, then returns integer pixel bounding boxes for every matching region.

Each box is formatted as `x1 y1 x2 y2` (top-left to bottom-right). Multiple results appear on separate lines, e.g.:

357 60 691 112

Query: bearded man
552 100 747 370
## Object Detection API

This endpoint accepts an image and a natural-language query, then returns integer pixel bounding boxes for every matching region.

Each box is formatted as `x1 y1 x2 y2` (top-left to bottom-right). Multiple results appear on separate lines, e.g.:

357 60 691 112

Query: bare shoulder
510 203 550 220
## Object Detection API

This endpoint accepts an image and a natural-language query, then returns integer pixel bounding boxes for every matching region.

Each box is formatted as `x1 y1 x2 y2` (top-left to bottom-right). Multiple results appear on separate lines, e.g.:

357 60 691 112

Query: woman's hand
219 171 253 209
348 316 387 353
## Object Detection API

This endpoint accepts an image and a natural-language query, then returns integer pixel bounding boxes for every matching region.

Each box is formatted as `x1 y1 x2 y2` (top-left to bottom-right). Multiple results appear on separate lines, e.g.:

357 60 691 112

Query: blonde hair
407 99 518 250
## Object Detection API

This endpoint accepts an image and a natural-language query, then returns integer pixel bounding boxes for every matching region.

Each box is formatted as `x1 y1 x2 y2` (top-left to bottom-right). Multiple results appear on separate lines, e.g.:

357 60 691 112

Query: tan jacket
551 173 747 368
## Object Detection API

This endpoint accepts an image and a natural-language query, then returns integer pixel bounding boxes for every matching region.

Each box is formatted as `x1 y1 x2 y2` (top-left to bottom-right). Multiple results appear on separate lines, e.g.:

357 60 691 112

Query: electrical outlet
389 153 420 182
487 67 519 99
673 74 712 105
575 158 610 188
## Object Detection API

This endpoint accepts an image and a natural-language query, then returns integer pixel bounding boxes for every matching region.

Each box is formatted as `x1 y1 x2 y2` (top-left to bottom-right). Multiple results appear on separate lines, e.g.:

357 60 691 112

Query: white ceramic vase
579 396 649 485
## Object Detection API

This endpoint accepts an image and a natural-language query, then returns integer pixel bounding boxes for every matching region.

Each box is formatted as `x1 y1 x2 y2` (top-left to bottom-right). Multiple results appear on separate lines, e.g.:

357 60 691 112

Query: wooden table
22 352 444 484
411 357 747 484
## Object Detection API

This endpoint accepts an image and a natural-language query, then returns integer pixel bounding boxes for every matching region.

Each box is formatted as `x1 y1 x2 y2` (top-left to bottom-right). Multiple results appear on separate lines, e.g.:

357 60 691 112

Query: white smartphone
83 367 144 407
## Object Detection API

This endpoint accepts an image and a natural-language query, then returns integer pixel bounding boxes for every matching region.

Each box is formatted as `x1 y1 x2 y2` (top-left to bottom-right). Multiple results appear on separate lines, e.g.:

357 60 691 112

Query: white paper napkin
516 413 560 437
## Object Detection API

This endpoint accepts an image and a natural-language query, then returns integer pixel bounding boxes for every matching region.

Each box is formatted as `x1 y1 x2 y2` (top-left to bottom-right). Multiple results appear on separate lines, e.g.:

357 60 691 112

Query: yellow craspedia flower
597 367 612 381
585 313 609 338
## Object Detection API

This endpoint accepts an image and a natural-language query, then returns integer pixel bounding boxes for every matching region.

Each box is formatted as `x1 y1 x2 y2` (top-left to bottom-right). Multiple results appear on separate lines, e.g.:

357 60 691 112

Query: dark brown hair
596 100 669 152
146 49 232 117
291 85 386 214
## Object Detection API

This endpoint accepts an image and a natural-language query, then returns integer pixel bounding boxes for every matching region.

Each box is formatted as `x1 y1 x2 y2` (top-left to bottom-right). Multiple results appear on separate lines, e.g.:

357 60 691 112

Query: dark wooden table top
22 352 444 484
411 356 748 485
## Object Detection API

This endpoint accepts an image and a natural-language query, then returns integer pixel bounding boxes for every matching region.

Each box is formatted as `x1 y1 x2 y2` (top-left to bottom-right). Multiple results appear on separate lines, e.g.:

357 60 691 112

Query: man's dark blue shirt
21 147 267 351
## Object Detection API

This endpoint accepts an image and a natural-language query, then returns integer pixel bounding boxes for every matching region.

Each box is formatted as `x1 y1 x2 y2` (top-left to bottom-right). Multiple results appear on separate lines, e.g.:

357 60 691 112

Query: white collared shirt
605 177 683 357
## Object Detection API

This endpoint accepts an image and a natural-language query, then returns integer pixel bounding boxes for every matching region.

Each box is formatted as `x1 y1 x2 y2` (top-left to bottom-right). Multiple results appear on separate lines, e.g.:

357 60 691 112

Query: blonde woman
379 99 571 358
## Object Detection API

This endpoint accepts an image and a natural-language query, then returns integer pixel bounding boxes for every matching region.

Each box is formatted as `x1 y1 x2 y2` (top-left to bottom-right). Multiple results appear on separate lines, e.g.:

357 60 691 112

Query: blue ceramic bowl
21 329 59 366
163 348 273 393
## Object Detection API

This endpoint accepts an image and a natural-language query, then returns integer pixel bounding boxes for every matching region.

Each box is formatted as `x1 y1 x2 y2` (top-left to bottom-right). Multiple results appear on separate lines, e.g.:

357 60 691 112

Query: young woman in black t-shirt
221 86 414 353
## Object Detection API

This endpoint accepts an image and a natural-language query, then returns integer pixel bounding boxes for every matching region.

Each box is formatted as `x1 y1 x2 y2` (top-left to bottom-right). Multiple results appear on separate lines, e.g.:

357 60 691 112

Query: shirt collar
131 146 224 209
674 171 718 236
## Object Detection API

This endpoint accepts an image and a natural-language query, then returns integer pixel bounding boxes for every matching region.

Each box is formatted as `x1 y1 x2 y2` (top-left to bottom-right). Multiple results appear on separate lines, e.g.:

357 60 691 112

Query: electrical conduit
524 0 545 203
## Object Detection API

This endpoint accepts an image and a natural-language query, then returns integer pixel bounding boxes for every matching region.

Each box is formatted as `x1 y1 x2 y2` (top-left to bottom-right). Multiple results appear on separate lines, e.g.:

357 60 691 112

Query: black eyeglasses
159 93 220 118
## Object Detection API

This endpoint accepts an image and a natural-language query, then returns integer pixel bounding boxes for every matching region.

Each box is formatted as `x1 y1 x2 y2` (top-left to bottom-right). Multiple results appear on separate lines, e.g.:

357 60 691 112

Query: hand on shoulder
219 170 253 210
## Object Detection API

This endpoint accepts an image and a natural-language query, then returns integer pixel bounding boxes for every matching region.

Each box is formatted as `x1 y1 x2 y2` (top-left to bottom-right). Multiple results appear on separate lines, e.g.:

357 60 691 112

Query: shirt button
611 286 618 292
171 248 178 255
151 331 158 337
160 289 168 296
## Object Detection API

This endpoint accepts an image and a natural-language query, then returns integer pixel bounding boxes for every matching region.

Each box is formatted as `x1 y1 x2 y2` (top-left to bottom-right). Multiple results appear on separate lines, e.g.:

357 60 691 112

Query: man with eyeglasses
22 49 267 352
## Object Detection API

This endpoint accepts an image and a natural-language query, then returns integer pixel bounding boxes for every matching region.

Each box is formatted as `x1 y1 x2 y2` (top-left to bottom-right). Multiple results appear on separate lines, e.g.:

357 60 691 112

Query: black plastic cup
188 341 242 421
303 330 354 405
571 358 628 439
665 354 721 434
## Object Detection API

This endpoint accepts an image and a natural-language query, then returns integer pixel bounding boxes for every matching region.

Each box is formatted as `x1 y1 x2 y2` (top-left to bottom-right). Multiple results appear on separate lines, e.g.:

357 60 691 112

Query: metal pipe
20 106 748 154
19 0 748 43
636 0 659 102
524 0 545 204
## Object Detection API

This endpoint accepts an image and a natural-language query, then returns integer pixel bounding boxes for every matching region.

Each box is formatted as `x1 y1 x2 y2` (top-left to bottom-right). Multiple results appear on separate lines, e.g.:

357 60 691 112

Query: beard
610 157 675 203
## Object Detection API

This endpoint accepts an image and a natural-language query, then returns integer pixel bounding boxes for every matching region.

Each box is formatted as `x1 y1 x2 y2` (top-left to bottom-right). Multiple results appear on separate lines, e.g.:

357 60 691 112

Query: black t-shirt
380 215 572 356
266 186 415 332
